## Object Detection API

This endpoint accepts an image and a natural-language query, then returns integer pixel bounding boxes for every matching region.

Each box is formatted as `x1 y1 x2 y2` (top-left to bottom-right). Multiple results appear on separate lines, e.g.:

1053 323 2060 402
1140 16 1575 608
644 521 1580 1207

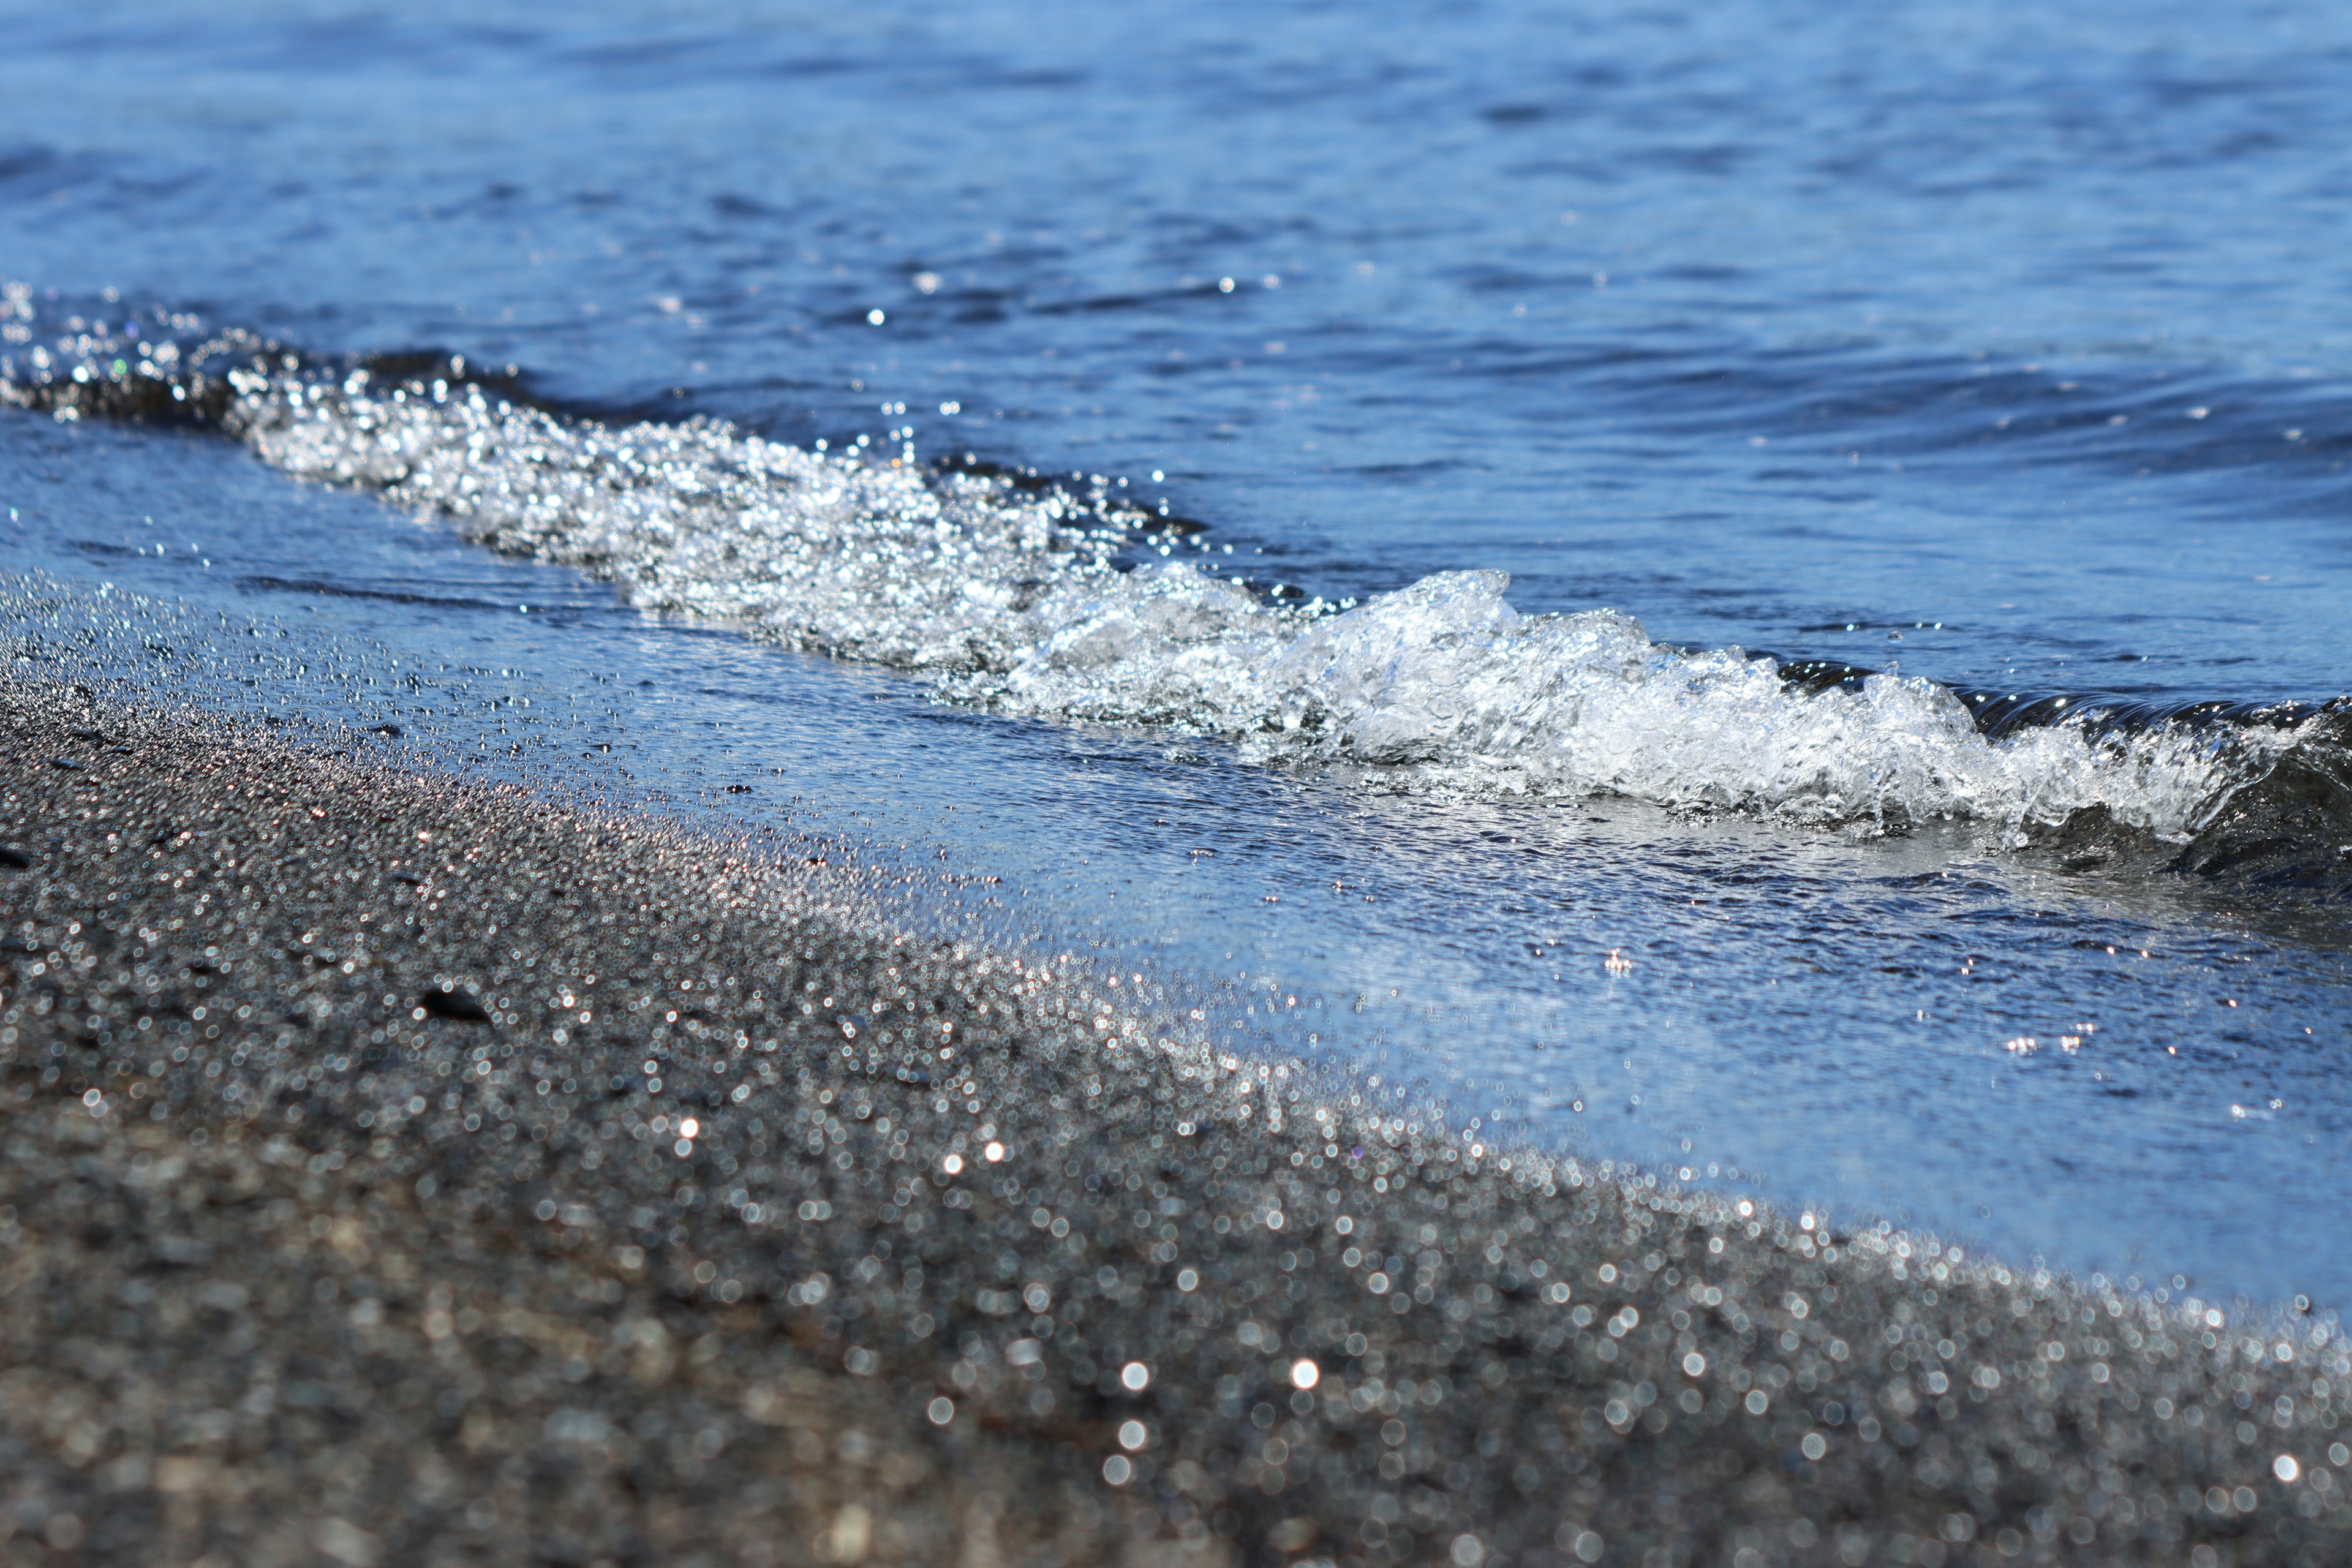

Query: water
4 0 2349 1306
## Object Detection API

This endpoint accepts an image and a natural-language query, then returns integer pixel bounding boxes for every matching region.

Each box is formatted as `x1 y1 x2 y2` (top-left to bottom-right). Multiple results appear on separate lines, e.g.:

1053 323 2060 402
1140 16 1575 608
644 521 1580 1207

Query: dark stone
0 846 29 870
420 986 492 1023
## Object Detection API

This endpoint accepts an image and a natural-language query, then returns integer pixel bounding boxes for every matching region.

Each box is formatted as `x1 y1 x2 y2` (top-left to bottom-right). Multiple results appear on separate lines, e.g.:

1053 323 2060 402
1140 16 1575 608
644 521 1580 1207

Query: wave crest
2 293 2332 848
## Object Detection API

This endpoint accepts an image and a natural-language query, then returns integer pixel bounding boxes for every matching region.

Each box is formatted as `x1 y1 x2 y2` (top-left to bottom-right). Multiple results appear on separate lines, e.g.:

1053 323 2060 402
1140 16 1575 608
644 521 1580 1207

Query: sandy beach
2 678 2346 1567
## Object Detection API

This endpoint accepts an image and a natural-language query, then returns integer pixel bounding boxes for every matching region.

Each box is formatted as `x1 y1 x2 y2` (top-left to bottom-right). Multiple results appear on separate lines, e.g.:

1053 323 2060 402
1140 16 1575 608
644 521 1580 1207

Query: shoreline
3 680 2346 1567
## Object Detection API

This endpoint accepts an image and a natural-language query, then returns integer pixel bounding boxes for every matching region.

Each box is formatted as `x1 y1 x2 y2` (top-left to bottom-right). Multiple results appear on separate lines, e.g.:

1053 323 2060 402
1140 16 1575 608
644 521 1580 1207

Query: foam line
4 291 2335 846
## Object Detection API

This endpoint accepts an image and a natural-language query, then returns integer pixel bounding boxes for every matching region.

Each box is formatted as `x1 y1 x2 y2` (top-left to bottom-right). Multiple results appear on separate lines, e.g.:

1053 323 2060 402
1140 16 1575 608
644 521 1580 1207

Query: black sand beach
3 680 2346 1567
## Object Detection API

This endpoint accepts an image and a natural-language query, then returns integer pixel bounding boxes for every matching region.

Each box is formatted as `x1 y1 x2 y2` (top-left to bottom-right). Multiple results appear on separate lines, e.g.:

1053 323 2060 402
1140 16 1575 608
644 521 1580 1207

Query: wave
6 285 2348 869
1605 340 2352 477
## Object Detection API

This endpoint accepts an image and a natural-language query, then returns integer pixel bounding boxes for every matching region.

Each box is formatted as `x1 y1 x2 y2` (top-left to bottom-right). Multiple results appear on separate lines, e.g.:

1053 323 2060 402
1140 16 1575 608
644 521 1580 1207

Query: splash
0 290 2316 840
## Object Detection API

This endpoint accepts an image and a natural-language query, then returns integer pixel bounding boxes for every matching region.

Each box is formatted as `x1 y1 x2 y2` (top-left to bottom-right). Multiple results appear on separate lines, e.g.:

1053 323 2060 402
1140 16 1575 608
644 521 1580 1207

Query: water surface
4 0 2349 1306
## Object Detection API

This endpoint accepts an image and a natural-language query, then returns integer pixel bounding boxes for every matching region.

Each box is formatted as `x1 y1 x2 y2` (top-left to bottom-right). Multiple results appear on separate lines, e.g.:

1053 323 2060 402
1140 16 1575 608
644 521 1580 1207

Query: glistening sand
2 682 2347 1567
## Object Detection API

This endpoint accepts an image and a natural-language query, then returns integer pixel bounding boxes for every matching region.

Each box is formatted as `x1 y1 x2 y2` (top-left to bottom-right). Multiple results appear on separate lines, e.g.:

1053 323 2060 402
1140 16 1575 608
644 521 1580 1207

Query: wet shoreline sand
2 680 2346 1567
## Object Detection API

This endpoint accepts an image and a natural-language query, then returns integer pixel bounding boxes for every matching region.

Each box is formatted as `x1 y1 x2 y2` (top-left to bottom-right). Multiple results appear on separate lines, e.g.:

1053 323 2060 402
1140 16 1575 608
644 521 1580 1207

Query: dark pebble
419 985 492 1023
0 846 29 870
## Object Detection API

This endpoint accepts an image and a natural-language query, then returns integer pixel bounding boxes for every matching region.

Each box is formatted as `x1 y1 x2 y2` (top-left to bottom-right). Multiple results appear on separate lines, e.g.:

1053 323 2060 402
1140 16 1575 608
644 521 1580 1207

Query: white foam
213 370 2274 834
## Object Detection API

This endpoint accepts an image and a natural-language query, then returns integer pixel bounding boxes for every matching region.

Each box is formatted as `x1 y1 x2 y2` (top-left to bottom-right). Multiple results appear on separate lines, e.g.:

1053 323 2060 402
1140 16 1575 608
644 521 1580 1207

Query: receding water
4 0 2349 1306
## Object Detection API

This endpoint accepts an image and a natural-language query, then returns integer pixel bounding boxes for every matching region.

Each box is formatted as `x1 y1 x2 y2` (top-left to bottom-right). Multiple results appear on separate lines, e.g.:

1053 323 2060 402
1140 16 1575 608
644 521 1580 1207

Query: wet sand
2 679 2346 1568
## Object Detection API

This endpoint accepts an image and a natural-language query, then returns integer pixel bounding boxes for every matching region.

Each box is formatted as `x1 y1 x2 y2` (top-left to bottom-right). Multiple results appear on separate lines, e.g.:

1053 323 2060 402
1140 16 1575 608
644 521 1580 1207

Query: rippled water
4 0 2349 1305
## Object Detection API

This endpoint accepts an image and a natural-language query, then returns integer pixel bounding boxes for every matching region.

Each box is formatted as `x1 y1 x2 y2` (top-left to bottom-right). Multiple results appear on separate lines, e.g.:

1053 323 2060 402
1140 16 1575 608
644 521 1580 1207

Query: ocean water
4 0 2350 1305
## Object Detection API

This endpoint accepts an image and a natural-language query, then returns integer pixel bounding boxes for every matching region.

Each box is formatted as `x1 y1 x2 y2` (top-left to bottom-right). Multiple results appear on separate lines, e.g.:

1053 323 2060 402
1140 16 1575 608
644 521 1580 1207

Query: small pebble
419 986 492 1022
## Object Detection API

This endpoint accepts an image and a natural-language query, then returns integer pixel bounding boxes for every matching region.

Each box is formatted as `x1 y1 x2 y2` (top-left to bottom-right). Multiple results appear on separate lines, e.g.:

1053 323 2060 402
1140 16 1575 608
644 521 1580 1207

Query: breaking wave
6 286 2346 856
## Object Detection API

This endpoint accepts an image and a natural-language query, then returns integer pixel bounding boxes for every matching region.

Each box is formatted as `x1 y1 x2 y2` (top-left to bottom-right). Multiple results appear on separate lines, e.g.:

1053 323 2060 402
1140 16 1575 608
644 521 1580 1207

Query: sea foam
0 303 2298 838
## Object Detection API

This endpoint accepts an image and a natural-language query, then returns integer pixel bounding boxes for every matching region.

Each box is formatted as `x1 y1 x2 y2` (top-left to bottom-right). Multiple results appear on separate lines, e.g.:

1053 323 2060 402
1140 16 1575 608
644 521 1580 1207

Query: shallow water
4 0 2349 1306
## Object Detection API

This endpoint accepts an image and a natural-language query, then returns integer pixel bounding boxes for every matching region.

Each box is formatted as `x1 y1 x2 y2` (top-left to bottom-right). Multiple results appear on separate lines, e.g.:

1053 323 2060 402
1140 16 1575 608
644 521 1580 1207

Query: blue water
4 0 2349 1305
